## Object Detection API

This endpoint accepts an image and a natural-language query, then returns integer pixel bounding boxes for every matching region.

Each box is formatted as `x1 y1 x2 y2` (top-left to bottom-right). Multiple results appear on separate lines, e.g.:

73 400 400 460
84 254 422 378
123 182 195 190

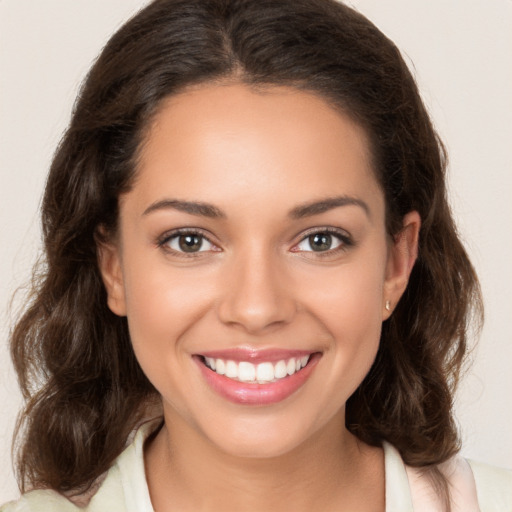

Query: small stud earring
385 300 391 311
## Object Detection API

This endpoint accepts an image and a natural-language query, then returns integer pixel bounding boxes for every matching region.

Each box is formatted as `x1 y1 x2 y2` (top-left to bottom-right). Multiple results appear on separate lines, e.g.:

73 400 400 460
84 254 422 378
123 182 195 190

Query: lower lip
195 354 320 405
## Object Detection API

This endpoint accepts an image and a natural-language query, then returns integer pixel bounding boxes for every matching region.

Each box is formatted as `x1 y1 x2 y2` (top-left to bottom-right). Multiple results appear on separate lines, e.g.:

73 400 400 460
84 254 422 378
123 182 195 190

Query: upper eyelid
156 226 352 249
156 228 220 254
291 227 354 254
158 227 215 243
294 226 352 242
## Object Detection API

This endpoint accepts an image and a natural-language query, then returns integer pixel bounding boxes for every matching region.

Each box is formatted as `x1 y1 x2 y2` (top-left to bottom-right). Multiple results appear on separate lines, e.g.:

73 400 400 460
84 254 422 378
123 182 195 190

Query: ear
382 211 421 320
96 233 127 317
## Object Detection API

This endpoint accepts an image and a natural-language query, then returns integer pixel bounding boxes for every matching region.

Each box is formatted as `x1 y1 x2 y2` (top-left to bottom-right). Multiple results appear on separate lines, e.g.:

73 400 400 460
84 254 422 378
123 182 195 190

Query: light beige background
1 0 511 503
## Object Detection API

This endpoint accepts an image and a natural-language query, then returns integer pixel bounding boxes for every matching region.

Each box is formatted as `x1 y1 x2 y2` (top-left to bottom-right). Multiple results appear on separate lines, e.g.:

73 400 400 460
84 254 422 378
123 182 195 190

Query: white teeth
215 359 225 375
204 355 311 383
238 361 256 382
256 362 274 382
274 360 287 379
225 360 238 378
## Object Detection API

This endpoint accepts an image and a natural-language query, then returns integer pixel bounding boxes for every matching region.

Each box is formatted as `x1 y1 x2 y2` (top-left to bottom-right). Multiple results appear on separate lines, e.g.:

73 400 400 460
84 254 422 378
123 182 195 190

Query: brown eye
178 234 204 252
161 231 216 254
308 233 333 252
294 229 348 254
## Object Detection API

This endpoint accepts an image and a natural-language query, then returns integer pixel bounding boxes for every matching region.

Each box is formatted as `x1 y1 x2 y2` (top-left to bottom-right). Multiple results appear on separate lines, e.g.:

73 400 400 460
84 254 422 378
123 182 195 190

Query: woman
2 0 511 510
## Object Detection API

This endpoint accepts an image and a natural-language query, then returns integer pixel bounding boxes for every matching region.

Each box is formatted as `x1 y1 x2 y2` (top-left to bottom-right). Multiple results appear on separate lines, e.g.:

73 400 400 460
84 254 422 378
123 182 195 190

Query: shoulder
384 442 511 512
0 418 160 512
0 490 79 512
0 467 125 512
467 458 512 511
406 454 512 512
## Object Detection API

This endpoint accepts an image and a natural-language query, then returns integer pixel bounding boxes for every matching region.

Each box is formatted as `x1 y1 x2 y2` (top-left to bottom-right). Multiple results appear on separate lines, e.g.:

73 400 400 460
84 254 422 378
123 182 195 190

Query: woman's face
100 83 418 458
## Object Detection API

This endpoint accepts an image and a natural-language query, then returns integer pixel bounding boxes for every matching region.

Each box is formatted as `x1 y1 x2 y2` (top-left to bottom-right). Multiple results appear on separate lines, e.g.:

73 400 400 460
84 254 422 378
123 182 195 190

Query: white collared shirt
2 419 511 511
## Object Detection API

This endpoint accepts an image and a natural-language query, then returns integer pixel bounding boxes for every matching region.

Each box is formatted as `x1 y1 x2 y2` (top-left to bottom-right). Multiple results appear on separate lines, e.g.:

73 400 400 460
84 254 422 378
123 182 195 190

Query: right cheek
124 267 215 334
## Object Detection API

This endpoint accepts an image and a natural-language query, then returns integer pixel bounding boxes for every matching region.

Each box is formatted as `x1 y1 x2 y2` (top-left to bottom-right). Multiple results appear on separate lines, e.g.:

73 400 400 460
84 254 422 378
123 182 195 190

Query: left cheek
301 262 385 373
300 260 385 324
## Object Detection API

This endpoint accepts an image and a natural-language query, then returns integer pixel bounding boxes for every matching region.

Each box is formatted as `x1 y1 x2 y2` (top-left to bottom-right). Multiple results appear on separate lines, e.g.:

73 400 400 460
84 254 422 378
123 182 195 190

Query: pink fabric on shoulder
406 455 479 512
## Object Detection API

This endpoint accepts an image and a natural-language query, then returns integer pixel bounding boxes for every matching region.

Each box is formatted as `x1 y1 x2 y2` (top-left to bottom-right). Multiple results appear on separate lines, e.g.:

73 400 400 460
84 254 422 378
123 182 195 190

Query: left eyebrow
288 196 370 219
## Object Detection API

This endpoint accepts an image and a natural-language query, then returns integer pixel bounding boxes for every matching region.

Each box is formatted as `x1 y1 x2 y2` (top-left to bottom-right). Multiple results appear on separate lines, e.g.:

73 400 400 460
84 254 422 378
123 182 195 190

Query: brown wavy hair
11 0 482 507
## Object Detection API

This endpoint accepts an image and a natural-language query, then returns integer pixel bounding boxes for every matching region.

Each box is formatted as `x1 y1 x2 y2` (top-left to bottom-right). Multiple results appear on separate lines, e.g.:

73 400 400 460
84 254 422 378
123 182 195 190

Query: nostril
216 291 297 333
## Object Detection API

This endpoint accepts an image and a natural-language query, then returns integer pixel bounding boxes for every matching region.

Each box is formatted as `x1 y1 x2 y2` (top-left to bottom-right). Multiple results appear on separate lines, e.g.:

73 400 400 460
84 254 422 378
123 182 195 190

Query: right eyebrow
142 199 226 218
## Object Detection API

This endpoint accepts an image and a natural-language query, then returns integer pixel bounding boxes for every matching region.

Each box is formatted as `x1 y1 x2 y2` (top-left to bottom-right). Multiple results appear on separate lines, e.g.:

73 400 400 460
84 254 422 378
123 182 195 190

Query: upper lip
197 347 318 364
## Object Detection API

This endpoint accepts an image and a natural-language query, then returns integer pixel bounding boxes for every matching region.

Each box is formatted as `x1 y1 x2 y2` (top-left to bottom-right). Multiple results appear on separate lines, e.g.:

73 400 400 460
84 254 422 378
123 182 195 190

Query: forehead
129 83 383 219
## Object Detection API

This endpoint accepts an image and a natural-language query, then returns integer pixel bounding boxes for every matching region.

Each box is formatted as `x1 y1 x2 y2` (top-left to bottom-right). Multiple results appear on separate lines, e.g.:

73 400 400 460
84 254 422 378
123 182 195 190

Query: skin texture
99 83 420 511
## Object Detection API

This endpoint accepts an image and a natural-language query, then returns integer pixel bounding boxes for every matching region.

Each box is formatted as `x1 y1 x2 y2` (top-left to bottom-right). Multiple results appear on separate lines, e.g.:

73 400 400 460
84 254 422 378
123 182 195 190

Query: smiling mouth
195 351 321 405
201 355 311 384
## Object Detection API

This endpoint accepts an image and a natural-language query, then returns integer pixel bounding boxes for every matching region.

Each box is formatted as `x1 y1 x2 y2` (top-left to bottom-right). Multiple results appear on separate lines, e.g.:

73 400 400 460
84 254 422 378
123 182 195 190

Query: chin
210 427 310 460
195 406 340 461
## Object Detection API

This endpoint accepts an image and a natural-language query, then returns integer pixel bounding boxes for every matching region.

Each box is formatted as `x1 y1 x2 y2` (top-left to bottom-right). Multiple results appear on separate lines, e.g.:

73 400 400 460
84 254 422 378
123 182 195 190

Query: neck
144 409 385 512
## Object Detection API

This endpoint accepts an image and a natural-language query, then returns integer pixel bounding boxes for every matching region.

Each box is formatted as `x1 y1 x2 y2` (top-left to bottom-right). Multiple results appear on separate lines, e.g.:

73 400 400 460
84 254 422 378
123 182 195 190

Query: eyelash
156 227 354 258
156 228 219 258
291 227 354 257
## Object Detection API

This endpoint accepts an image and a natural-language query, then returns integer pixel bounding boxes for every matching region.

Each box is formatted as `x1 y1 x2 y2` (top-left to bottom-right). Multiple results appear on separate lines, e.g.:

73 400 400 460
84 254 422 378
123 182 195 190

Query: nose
216 249 297 334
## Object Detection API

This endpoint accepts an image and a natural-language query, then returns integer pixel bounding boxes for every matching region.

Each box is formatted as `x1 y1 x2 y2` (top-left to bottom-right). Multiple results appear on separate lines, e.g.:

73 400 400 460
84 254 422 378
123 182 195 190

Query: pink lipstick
194 349 320 405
